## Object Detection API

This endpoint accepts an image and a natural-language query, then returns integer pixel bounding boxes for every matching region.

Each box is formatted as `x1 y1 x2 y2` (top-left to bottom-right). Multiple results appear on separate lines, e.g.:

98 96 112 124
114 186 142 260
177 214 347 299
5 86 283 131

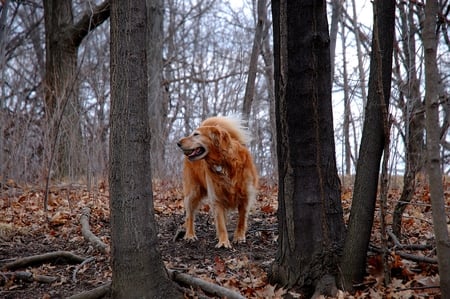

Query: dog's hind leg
214 204 231 248
234 203 249 243
233 184 256 243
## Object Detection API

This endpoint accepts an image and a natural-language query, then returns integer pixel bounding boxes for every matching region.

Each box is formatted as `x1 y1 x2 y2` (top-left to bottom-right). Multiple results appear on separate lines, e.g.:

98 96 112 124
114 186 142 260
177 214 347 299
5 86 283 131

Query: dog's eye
193 132 199 136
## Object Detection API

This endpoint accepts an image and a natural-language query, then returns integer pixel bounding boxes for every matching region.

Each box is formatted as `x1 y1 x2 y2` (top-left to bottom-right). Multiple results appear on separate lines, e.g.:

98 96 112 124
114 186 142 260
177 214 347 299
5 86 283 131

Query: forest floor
0 177 445 298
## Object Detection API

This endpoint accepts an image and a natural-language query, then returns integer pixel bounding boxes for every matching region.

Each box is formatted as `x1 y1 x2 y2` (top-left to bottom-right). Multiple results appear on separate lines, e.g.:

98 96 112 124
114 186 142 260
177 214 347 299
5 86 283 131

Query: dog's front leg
214 205 231 248
183 195 199 241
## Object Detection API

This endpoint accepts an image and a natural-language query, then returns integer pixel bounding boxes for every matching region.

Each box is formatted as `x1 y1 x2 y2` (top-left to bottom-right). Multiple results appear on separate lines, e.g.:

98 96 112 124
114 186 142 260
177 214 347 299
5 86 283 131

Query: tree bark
270 0 345 296
109 0 182 298
423 0 450 296
339 0 395 291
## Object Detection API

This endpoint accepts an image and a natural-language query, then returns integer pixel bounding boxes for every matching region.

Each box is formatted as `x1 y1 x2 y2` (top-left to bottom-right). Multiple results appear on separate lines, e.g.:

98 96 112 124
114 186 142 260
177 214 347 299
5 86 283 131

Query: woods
1 0 450 298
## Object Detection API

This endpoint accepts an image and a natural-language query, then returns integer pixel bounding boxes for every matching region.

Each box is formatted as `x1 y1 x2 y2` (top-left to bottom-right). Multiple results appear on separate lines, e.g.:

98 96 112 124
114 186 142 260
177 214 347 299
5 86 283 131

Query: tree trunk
392 1 425 238
341 18 352 176
270 0 345 296
329 0 342 83
43 0 110 179
109 0 182 297
242 0 266 121
423 0 450 295
339 0 395 291
147 0 167 178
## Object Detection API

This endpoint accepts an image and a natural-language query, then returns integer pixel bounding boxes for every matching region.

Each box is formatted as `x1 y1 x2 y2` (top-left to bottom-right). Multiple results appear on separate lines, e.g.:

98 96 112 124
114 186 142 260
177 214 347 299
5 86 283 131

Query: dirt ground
0 180 280 298
0 179 443 298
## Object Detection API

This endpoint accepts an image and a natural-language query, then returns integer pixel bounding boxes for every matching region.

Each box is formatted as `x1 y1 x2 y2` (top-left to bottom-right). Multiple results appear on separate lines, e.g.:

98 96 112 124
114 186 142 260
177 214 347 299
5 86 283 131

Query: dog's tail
201 116 252 145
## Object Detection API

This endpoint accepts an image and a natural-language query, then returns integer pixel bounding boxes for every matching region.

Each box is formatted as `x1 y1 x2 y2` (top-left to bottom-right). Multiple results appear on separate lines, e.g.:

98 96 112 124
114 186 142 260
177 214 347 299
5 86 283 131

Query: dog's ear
210 127 231 147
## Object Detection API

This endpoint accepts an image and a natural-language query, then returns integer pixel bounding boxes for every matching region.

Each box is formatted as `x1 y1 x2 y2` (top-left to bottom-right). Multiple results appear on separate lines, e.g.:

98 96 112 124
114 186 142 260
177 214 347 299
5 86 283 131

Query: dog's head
177 126 231 161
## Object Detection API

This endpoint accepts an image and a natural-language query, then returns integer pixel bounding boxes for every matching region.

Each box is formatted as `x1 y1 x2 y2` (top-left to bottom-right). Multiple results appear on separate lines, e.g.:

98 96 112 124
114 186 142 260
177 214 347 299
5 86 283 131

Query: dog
177 116 259 248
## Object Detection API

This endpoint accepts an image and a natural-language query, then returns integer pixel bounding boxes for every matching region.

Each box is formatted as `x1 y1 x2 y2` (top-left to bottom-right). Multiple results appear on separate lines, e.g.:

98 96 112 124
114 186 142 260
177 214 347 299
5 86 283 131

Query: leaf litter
0 178 446 298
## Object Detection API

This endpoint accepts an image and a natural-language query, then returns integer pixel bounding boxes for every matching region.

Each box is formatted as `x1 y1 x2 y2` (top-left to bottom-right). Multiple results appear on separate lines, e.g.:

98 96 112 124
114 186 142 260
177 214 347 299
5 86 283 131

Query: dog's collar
213 165 223 173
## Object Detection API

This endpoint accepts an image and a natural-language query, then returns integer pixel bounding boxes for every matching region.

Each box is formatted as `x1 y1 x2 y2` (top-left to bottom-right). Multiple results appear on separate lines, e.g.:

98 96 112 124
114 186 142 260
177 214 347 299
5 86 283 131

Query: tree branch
71 0 110 47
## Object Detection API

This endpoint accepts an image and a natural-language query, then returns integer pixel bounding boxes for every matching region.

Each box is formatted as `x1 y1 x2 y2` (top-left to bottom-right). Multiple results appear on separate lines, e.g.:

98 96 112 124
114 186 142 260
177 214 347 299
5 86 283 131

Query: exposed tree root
67 269 246 299
66 282 111 299
1 251 86 271
80 207 110 254
168 269 246 299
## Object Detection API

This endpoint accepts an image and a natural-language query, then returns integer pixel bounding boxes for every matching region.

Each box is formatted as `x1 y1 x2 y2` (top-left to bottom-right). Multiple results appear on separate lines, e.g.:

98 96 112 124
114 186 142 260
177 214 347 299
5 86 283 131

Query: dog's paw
183 233 198 242
215 239 232 249
233 236 246 244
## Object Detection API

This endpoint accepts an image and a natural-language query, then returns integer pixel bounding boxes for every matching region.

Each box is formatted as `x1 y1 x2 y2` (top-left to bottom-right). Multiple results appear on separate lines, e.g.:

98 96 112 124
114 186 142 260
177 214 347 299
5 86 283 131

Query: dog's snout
177 141 182 148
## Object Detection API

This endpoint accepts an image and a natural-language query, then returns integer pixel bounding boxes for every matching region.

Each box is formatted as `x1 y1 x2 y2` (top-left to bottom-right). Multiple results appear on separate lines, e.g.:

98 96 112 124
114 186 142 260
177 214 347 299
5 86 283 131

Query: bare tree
43 0 109 179
423 0 450 295
109 0 182 297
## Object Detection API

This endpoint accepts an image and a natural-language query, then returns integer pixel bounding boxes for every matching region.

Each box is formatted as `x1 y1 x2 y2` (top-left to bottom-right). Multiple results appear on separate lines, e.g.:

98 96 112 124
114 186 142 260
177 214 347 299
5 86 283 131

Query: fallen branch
1 251 86 271
0 271 57 285
369 246 437 264
80 207 110 254
387 230 434 251
168 269 245 299
66 281 111 299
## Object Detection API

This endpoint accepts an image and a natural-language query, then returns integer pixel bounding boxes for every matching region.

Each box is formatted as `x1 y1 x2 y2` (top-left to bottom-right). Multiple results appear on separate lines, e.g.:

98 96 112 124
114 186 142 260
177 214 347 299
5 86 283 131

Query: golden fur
177 116 259 248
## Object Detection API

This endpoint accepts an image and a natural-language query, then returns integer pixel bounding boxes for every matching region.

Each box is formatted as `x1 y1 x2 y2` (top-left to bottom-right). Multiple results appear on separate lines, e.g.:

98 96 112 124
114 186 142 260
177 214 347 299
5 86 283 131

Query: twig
80 207 110 254
168 269 245 299
66 281 111 299
72 257 95 283
1 251 86 271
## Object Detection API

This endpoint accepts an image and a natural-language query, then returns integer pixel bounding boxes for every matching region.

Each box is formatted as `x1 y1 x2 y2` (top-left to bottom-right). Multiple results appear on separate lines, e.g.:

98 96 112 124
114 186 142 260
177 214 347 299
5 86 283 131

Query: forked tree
270 0 345 296
43 0 109 178
109 0 182 297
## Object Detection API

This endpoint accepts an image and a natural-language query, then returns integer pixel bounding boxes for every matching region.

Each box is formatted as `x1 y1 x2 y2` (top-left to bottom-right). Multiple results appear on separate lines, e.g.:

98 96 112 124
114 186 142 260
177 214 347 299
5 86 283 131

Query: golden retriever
177 116 259 248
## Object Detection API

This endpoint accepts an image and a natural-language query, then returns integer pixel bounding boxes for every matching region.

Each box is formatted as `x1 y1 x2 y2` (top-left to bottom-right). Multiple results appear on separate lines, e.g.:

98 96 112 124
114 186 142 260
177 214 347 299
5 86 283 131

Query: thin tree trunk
242 0 266 121
341 17 352 175
147 0 166 178
392 1 424 238
350 0 367 110
339 0 395 291
329 0 342 82
423 0 450 295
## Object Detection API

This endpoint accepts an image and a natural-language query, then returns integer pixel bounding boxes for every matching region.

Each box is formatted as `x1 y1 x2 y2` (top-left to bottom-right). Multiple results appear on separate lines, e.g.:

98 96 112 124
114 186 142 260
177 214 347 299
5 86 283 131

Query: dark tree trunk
109 0 182 297
339 0 395 291
270 0 345 296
